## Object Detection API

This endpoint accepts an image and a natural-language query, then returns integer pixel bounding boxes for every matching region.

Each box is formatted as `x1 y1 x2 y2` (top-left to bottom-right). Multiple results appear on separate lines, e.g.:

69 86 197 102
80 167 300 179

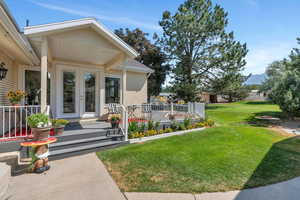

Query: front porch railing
0 105 41 140
127 102 205 123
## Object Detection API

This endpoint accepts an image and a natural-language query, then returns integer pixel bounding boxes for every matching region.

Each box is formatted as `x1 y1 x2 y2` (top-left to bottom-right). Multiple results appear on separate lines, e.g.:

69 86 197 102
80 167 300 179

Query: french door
57 65 98 118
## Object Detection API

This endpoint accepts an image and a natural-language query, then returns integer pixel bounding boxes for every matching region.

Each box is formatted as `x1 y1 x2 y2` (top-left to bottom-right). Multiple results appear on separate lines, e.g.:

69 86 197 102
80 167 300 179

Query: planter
53 126 65 135
31 127 51 141
111 121 120 129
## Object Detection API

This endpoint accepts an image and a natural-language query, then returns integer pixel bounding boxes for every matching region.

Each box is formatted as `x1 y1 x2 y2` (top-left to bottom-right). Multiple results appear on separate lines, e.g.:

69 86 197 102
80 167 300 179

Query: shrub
183 117 191 128
170 121 178 130
177 123 186 131
155 121 160 131
128 121 139 133
27 113 50 128
138 123 146 133
145 130 157 136
206 119 215 127
51 119 69 127
164 128 173 133
187 124 195 129
147 120 154 130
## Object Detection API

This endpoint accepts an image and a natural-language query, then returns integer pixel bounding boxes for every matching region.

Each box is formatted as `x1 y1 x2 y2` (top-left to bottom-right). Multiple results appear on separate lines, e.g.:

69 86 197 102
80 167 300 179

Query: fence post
171 102 174 115
188 102 192 113
123 106 129 142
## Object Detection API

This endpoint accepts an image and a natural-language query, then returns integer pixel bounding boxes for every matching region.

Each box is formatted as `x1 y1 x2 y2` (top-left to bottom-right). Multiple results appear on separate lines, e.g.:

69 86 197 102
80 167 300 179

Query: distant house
245 90 267 101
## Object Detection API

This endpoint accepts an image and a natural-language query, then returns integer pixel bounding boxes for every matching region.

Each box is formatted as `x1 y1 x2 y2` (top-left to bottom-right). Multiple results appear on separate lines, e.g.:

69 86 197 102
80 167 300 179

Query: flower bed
128 118 214 139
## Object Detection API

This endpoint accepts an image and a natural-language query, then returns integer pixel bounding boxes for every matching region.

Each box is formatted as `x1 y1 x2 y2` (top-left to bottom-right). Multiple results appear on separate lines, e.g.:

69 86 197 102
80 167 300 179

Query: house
0 1 153 120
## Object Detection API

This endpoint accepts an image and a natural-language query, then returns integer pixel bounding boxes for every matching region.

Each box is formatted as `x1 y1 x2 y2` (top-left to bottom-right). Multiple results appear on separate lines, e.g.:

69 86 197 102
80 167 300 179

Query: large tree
265 38 300 118
158 0 247 102
210 72 250 102
115 28 170 96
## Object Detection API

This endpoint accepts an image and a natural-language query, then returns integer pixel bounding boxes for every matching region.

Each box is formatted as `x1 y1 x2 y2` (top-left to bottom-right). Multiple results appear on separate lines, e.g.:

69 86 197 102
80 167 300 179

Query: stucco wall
125 71 148 105
0 51 18 105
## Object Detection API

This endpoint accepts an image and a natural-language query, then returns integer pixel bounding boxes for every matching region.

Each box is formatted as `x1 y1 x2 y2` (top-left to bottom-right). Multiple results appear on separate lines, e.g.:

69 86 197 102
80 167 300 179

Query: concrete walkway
6 152 300 200
7 153 126 200
125 176 300 200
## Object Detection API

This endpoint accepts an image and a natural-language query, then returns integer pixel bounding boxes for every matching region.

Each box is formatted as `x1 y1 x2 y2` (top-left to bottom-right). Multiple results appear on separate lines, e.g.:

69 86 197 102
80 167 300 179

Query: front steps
48 128 127 160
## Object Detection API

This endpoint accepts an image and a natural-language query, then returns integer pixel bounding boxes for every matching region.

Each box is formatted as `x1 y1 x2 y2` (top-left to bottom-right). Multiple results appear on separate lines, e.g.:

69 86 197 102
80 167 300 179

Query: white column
41 37 48 113
99 69 105 116
122 69 127 106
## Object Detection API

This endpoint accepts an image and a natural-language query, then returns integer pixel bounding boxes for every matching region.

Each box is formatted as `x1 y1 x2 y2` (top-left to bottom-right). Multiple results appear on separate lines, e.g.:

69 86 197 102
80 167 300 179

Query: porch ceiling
28 27 125 66
24 18 138 67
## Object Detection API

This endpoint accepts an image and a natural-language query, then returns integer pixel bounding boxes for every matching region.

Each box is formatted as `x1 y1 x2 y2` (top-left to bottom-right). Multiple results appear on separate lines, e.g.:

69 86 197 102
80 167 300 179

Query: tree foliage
115 28 170 96
264 38 300 118
210 72 250 102
158 0 247 102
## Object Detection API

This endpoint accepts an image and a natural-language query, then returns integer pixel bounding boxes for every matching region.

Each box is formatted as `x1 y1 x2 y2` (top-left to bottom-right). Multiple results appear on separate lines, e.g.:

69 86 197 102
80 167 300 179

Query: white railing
104 104 128 141
0 105 41 140
127 102 204 123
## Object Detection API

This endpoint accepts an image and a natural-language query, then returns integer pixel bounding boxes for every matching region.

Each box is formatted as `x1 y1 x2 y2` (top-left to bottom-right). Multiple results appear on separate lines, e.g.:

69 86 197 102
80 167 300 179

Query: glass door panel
84 73 96 113
63 71 76 113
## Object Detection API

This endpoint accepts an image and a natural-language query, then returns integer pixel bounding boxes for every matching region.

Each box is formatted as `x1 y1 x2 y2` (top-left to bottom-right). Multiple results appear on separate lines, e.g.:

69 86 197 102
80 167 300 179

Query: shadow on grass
245 111 283 127
244 101 273 105
234 136 300 200
206 105 225 110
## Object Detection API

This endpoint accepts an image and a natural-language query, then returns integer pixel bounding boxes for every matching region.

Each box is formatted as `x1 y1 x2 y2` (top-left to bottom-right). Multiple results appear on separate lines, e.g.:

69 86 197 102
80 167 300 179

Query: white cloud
28 0 161 31
245 43 294 74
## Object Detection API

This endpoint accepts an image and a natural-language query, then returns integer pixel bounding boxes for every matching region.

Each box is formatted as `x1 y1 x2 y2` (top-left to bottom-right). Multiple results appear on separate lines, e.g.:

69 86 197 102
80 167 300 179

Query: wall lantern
0 62 8 80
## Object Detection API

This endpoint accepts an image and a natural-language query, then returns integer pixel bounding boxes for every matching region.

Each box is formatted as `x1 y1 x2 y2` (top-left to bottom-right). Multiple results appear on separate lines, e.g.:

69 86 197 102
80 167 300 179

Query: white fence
127 102 205 122
0 105 41 140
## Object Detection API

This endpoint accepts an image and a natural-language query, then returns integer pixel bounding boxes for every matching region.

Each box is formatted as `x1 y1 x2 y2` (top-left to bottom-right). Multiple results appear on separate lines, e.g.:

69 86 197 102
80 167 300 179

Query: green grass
97 101 300 193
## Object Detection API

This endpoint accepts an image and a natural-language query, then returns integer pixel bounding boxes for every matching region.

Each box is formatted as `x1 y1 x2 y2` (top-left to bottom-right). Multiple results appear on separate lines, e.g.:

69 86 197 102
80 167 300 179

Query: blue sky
5 0 300 75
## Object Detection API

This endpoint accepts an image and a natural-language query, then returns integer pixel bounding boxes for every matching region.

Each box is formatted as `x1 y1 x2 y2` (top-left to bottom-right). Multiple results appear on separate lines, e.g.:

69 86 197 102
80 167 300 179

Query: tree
158 0 247 102
265 38 300 118
210 72 250 102
260 60 286 94
115 28 170 96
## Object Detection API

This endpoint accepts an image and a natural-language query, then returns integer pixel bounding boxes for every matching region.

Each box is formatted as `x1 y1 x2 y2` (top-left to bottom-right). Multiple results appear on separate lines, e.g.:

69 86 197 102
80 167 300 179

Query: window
25 70 50 105
105 77 120 104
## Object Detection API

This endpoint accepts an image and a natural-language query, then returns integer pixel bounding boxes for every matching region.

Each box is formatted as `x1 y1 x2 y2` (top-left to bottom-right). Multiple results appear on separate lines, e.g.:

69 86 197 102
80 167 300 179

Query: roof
0 0 39 64
121 59 154 73
24 18 139 58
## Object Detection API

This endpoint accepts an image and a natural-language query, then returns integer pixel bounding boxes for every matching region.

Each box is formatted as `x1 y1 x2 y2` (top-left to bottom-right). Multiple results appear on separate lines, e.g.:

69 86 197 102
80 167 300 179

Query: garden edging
129 127 205 143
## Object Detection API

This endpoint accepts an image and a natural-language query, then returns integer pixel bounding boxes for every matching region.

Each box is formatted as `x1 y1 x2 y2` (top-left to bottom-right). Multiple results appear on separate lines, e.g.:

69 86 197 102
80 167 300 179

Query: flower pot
31 127 51 141
53 126 65 135
111 121 120 129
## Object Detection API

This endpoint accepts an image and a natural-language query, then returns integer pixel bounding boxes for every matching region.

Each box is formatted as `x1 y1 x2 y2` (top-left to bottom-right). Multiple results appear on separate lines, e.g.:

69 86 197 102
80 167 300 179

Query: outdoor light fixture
0 62 8 80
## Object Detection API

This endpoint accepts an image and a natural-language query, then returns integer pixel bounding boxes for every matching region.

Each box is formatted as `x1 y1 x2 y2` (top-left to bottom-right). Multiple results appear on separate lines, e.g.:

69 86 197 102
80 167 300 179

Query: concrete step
56 128 122 142
49 135 123 151
49 140 128 160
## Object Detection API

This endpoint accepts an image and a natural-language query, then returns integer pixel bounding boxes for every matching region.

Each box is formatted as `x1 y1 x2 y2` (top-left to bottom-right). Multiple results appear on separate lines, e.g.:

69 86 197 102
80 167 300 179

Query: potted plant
7 90 26 106
27 113 51 141
110 115 121 129
51 119 69 135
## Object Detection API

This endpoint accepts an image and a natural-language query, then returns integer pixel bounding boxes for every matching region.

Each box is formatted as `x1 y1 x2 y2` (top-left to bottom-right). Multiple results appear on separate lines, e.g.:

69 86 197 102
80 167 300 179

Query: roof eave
24 18 139 58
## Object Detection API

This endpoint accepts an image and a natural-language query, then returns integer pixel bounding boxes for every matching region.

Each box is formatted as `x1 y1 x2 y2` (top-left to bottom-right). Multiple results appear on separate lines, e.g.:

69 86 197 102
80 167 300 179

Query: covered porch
22 18 138 119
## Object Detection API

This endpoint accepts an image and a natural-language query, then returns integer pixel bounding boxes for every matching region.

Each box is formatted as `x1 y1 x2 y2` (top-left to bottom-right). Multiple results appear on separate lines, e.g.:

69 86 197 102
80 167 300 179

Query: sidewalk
125 175 300 200
7 153 126 200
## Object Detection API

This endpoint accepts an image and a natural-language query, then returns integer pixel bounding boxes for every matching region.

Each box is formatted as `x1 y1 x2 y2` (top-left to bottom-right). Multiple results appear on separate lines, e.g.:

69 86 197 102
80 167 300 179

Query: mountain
245 73 266 85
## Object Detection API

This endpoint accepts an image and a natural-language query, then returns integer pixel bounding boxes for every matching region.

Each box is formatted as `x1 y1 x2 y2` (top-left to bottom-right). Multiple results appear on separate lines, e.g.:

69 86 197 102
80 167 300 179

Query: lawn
97 101 300 193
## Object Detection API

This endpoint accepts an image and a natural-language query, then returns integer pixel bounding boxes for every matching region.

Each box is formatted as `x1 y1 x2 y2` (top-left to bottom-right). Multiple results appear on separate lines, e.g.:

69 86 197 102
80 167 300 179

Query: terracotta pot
53 126 65 135
31 127 51 141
